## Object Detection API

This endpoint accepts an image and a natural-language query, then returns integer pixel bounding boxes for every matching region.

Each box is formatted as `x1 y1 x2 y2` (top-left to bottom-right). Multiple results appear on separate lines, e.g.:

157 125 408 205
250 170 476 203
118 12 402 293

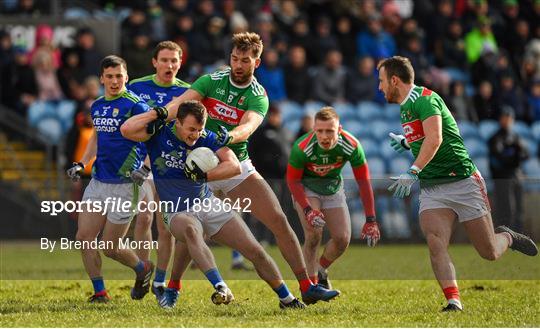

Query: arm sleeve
286 164 309 209
416 95 442 121
246 93 269 117
352 163 376 217
190 74 211 97
204 130 222 152
132 101 150 116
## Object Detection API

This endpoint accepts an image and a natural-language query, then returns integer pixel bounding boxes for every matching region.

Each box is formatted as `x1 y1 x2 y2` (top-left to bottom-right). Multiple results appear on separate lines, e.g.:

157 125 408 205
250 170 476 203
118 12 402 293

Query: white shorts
419 171 491 222
208 159 257 193
294 187 348 210
82 178 146 224
162 195 232 237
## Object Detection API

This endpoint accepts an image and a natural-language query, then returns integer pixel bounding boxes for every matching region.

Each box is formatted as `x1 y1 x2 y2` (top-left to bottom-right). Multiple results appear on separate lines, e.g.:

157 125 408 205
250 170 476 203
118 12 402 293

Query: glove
184 161 208 182
388 166 420 198
361 216 380 247
303 206 325 228
146 118 165 135
130 165 151 186
389 132 410 153
152 106 168 120
66 162 84 181
216 125 233 146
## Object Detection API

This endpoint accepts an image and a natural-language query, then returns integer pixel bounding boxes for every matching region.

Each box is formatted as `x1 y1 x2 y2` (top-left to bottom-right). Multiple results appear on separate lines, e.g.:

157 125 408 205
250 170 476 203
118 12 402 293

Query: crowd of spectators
0 0 539 124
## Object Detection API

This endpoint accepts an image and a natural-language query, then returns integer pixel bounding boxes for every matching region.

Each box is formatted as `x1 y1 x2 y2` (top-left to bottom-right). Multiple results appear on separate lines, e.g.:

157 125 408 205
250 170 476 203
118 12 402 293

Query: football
186 147 219 173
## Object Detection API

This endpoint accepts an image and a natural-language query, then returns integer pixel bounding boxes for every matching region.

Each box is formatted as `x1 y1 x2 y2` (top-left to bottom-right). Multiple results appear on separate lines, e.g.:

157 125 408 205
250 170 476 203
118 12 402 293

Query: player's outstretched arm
120 111 160 142
412 115 442 169
226 111 264 145
207 147 242 181
164 89 203 121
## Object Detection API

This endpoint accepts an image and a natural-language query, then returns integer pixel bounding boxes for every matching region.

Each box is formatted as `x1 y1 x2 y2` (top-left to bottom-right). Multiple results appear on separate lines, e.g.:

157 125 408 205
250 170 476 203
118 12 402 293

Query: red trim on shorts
472 171 491 211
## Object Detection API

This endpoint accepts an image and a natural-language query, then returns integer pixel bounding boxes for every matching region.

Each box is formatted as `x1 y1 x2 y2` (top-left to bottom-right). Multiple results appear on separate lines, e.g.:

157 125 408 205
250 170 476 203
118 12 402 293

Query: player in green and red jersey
286 107 380 290
378 56 538 312
161 32 339 305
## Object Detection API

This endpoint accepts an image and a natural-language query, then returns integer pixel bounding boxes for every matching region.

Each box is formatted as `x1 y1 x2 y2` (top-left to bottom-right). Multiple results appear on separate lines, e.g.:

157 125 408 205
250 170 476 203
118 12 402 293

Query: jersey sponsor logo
93 117 121 133
306 162 342 177
203 97 245 125
402 119 425 143
166 139 174 147
160 151 185 169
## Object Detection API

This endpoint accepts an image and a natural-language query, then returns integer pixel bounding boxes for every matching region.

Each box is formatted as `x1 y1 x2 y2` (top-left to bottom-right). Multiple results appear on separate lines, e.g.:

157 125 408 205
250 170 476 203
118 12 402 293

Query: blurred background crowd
0 0 539 240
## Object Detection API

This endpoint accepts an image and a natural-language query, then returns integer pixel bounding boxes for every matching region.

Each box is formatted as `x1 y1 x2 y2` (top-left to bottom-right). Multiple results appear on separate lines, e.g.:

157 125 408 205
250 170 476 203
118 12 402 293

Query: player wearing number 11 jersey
287 107 381 290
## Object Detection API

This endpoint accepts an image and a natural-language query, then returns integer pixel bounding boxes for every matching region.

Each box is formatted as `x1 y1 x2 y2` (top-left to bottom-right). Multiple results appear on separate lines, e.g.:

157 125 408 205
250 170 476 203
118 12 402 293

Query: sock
154 268 166 285
168 279 181 291
232 250 243 264
501 232 513 247
309 275 318 285
274 283 294 303
91 277 106 294
205 268 225 288
319 256 333 269
443 286 461 307
133 260 145 274
294 268 312 293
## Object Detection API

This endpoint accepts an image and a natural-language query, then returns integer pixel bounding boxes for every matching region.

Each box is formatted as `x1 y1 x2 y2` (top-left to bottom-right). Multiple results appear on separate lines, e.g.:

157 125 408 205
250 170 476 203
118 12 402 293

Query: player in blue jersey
127 41 191 297
66 55 154 303
121 100 306 309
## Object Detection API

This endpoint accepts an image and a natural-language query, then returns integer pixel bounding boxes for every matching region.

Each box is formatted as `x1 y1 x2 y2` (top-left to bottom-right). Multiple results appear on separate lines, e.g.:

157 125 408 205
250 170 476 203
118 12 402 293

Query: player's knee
334 236 350 253
266 210 290 232
103 246 120 259
183 224 202 242
76 230 94 243
425 234 445 255
305 231 322 248
136 212 153 229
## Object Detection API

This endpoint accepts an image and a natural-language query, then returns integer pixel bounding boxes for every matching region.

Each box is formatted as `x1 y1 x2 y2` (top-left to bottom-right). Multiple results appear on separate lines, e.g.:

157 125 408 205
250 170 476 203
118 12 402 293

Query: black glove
152 106 168 120
146 118 165 135
130 165 151 186
216 125 232 146
66 162 84 181
184 161 208 182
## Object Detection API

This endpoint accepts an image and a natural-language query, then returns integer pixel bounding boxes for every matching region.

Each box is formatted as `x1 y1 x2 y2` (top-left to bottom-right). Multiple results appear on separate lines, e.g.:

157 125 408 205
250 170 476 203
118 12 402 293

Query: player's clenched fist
130 165 151 186
303 206 325 228
361 216 380 247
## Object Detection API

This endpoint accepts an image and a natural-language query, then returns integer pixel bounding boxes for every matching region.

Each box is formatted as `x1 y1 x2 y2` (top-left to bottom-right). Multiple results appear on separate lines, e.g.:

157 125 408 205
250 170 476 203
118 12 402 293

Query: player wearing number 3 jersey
378 56 538 312
287 107 380 290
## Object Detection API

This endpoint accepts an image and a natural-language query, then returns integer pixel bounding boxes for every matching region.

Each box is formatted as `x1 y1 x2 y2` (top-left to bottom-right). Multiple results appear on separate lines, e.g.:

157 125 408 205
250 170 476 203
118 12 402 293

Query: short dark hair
177 100 207 124
231 32 263 58
100 55 127 75
315 106 340 121
377 56 415 84
153 41 182 59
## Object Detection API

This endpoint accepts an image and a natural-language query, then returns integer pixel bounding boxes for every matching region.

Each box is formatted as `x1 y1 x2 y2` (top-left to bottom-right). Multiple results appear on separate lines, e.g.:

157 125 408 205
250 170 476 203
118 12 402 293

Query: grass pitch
0 242 538 327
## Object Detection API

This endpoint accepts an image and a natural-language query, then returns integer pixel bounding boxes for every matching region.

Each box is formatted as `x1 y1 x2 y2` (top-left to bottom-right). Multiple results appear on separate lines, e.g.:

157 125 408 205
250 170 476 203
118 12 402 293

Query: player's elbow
230 160 242 176
120 122 133 139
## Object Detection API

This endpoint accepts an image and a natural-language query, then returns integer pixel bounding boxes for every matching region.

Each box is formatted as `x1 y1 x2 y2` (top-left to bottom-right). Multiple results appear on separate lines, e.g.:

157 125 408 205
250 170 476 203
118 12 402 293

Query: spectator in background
449 80 478 123
255 48 286 102
497 72 529 122
396 18 423 54
474 80 499 120
191 16 227 69
120 7 150 51
273 0 300 36
57 48 85 100
311 16 338 65
425 0 454 53
529 80 540 122
123 32 154 79
284 45 310 104
295 113 314 140
164 0 189 38
435 19 468 72
31 45 63 101
522 39 540 85
27 24 61 69
335 15 357 68
9 0 46 16
489 106 528 232
356 12 396 61
221 0 248 36
507 19 531 78
311 49 347 105
465 16 498 64
193 0 215 31
248 104 293 244
0 46 37 113
74 27 103 79
288 16 313 65
346 56 377 104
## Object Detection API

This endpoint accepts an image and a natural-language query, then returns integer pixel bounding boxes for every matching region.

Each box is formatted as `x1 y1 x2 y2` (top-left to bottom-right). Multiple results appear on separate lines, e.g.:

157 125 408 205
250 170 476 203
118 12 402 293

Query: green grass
1 242 539 327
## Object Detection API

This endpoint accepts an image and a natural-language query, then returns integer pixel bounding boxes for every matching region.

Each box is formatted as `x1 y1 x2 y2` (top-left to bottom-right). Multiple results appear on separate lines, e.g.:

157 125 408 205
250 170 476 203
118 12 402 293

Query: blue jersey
127 74 190 107
90 90 149 184
145 121 221 212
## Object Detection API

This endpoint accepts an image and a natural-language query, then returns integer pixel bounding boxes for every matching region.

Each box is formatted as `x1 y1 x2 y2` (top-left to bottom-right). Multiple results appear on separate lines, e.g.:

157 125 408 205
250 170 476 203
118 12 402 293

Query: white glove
389 132 410 153
388 166 420 198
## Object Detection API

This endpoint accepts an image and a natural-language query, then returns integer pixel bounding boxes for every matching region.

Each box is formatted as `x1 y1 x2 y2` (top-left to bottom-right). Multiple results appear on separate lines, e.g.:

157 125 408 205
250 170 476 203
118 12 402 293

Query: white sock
153 281 166 288
279 293 295 304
